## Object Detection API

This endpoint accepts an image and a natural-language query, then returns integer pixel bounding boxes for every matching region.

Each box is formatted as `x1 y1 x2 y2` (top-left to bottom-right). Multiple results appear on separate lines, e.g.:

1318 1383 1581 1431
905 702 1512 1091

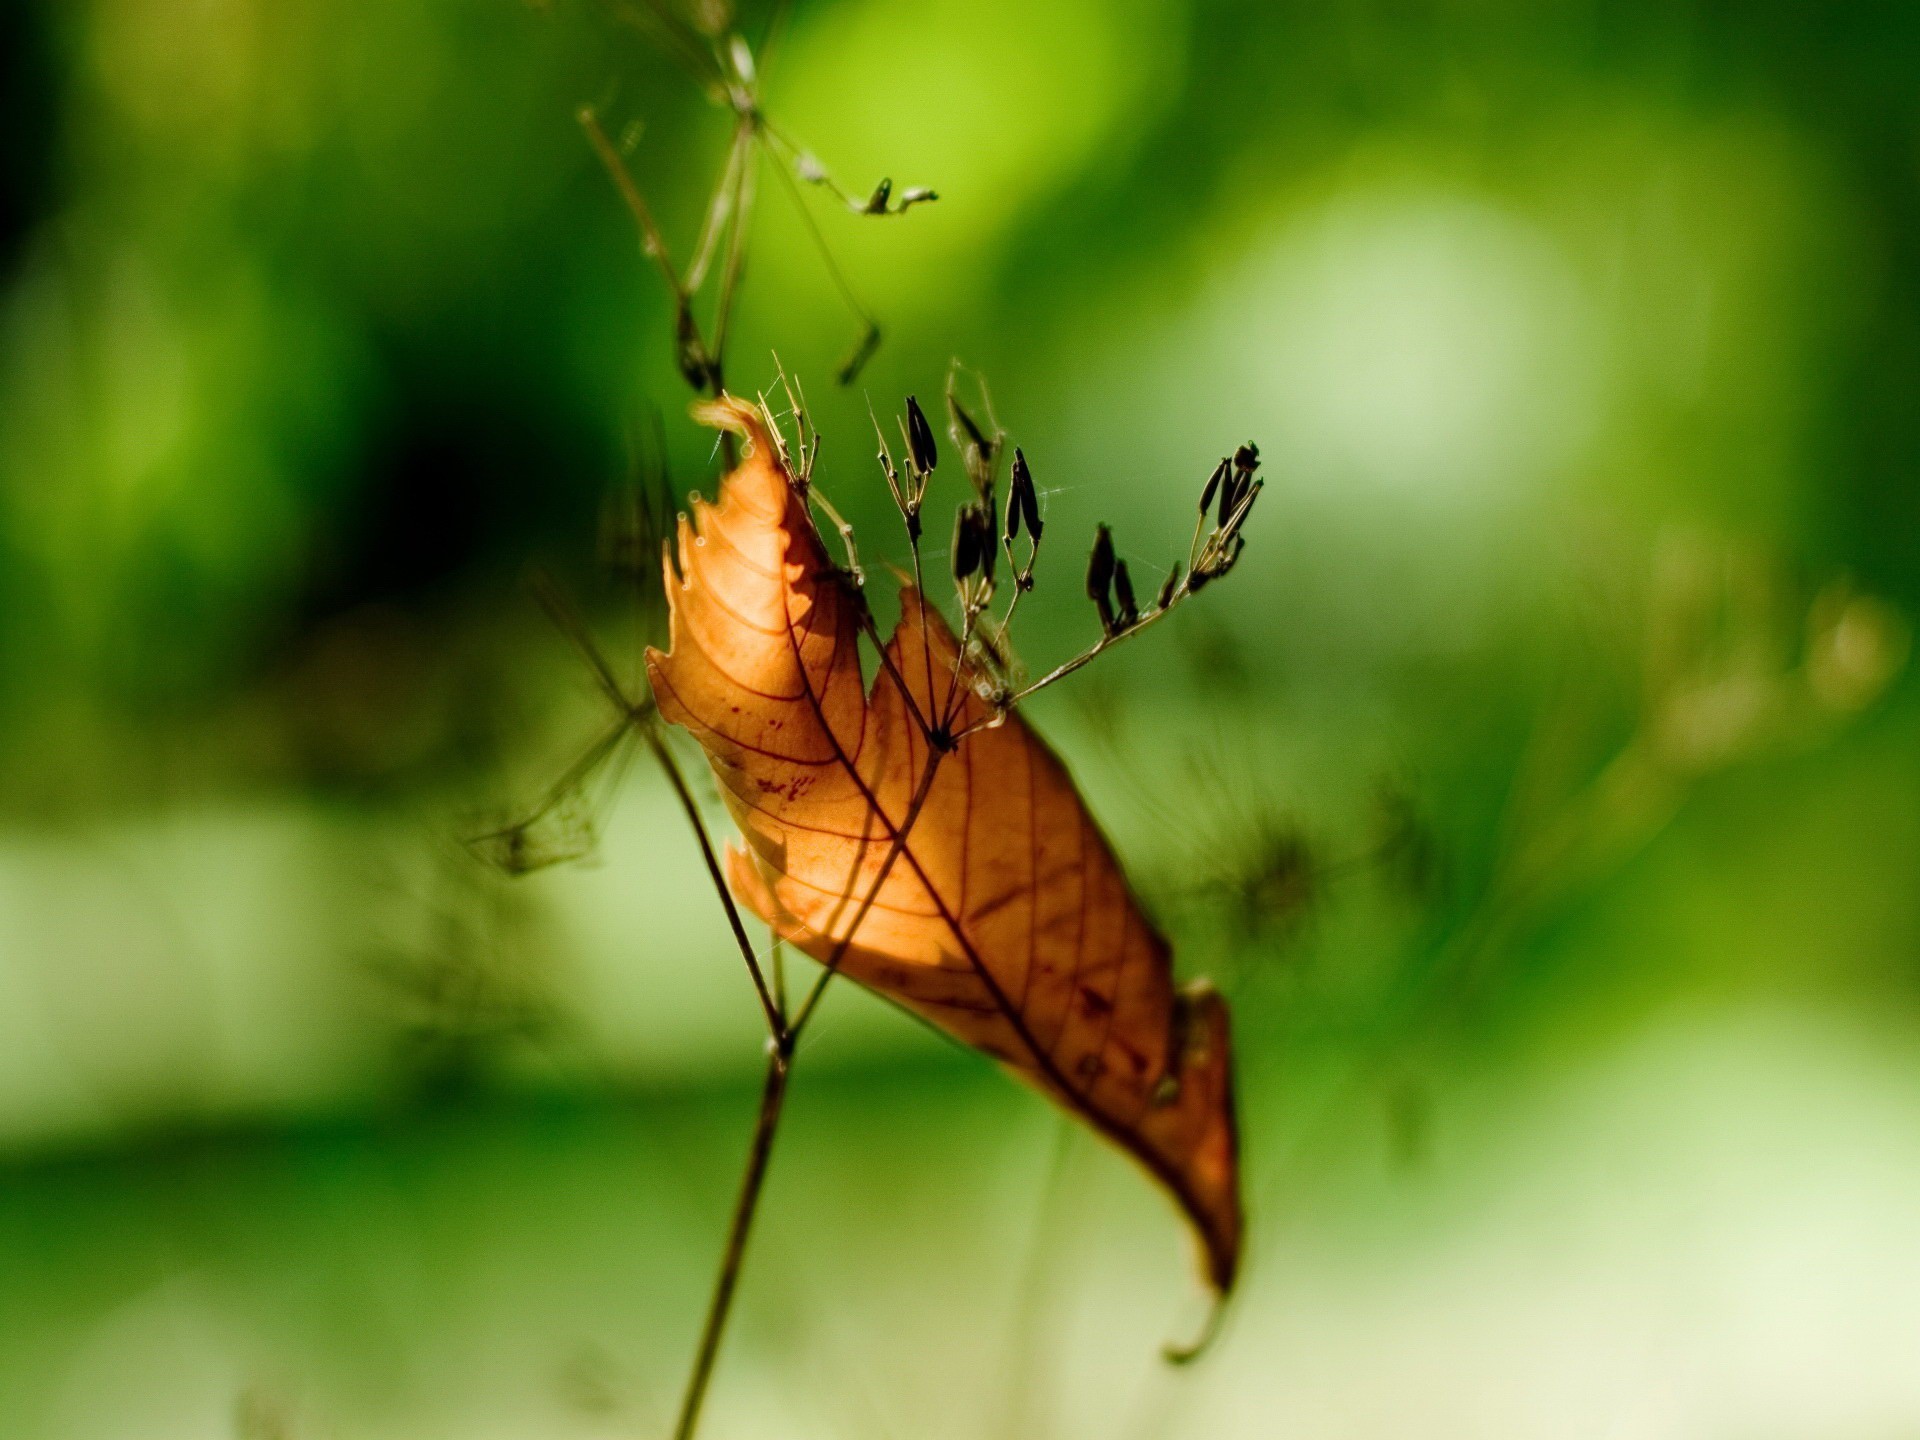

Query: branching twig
546 15 1268 1430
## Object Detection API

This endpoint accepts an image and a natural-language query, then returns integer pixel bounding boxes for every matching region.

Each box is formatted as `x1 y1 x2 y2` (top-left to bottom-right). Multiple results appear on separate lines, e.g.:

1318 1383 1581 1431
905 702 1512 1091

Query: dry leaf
646 396 1242 1294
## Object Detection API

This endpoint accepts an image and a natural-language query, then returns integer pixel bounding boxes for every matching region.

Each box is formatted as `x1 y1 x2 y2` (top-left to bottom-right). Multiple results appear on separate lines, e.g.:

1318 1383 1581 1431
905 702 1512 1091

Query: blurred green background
3 1 1919 1436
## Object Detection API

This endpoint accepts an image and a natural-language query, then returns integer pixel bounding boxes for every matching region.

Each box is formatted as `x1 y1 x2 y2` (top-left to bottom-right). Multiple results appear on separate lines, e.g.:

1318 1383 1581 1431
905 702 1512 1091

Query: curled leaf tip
1162 1288 1230 1366
690 393 779 459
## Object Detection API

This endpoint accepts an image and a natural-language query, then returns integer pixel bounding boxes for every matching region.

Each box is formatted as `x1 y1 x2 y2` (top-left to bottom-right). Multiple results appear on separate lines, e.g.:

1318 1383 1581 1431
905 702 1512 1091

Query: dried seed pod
1216 467 1239 528
1200 458 1228 517
674 301 710 390
1234 442 1261 475
1087 523 1115 598
905 395 938 475
1224 478 1263 536
1087 524 1117 634
864 177 894 214
975 506 998 585
950 394 993 455
1013 448 1043 538
1004 472 1023 543
951 504 979 581
1157 565 1181 611
1113 559 1139 628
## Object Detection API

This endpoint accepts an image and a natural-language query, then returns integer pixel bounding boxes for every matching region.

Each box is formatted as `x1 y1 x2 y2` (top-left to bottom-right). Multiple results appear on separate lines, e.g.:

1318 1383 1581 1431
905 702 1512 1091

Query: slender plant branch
580 106 687 307
954 591 1185 739
647 727 786 1042
684 121 749 293
671 1035 792 1440
525 28 948 1440
786 742 946 1039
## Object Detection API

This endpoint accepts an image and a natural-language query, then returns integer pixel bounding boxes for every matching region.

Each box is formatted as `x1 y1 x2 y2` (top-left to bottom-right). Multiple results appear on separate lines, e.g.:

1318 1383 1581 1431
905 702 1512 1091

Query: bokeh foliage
2 1 1918 1436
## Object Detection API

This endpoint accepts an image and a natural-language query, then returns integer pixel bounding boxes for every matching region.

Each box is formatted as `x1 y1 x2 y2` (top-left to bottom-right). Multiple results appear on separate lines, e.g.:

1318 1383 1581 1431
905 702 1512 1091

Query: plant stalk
672 1036 793 1440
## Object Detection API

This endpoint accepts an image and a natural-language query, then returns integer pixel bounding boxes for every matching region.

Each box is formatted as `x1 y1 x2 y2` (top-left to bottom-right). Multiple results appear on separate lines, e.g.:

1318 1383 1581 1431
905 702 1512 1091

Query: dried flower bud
1087 524 1117 635
1224 477 1263 536
674 302 710 390
951 505 979 581
1234 442 1261 475
975 507 998 585
905 395 938 475
1004 472 1022 543
1086 523 1115 597
1157 565 1181 611
1200 458 1228 518
951 504 996 599
1113 559 1139 629
950 395 993 455
1217 471 1239 528
863 177 894 214
1013 448 1043 539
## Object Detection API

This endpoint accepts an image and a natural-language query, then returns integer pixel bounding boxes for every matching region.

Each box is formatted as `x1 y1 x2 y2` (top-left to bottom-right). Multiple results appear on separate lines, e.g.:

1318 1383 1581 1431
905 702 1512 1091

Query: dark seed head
975 508 998 584
1157 565 1180 610
1223 477 1263 535
1086 524 1115 599
674 303 711 389
905 396 938 475
1113 559 1139 628
1003 474 1022 544
864 177 893 214
1013 448 1043 538
1217 470 1239 528
1200 458 1228 518
951 506 979 581
950 395 992 454
1087 524 1117 634
1234 442 1261 474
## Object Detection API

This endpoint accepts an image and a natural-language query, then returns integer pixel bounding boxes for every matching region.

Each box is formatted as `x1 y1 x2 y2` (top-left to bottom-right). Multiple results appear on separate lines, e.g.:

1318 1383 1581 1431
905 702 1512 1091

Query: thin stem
684 120 750 293
765 132 882 381
606 0 729 95
954 585 1190 739
709 118 759 382
786 741 945 1039
671 1038 792 1440
993 1118 1076 1439
531 570 638 717
806 482 864 584
580 107 687 302
647 728 786 1041
909 538 938 729
855 608 936 742
466 715 631 856
940 601 985 733
1184 508 1207 575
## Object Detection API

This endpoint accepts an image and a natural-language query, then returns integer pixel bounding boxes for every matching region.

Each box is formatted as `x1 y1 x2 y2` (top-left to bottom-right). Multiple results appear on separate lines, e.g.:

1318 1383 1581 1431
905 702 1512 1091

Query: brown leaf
646 396 1242 1294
